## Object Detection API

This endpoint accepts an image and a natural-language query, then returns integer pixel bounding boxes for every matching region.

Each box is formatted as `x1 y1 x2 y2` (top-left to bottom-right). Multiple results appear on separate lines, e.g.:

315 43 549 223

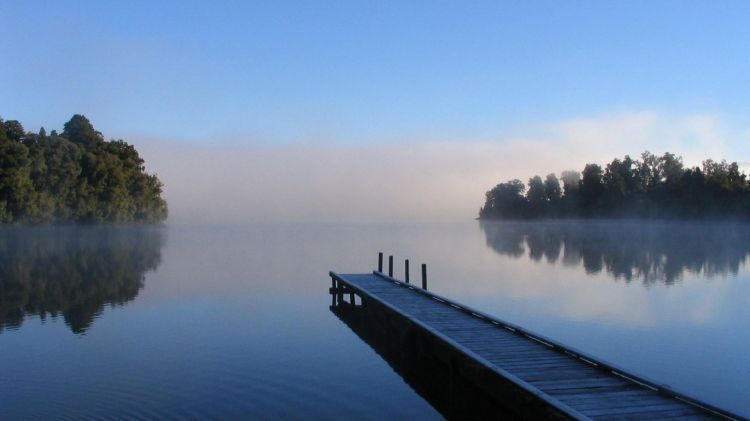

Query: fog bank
136 112 744 224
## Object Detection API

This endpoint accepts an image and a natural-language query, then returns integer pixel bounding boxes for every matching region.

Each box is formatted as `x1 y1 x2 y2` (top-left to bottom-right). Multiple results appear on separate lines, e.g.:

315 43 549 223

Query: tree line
479 151 750 219
0 114 167 223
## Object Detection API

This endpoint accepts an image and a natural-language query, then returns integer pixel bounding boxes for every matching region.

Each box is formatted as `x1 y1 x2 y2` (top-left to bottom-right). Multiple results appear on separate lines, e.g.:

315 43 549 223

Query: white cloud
134 111 746 224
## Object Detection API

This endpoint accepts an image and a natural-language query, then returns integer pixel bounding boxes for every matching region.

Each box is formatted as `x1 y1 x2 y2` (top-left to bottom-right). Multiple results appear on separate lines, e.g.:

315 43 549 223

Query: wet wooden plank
584 404 707 418
495 365 613 383
533 377 634 391
473 353 573 364
562 393 686 410
495 360 592 372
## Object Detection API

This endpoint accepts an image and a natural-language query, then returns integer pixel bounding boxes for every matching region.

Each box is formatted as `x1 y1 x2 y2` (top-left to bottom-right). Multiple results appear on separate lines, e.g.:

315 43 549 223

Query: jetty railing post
405 259 410 284
378 252 383 272
388 255 393 277
421 264 427 290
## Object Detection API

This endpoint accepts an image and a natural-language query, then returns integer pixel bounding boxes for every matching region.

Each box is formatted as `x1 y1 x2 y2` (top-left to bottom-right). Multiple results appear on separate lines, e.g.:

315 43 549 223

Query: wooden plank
543 385 642 398
491 358 583 370
454 337 544 348
451 331 545 342
508 366 607 381
582 402 707 417
556 388 661 401
568 399 688 414
481 350 582 362
421 321 499 331
465 344 556 364
509 367 613 382
643 414 715 421
434 326 511 337
534 377 634 392
470 343 556 355
478 352 568 365
479 352 568 364
561 393 685 410
592 407 709 419
405 308 467 318
468 349 559 362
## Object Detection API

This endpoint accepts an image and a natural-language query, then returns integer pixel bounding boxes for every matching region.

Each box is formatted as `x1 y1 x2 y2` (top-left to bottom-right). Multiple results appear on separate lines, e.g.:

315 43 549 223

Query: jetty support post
405 259 410 284
421 264 427 290
331 277 336 306
378 252 383 272
388 255 393 277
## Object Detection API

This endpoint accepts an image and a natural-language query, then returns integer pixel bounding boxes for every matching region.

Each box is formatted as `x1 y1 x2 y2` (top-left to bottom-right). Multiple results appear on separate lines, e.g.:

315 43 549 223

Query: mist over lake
1 221 748 418
5 1 750 418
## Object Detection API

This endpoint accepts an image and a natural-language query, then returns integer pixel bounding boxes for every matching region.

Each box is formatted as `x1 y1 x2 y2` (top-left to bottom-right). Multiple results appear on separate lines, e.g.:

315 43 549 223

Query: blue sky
3 1 750 223
2 1 749 144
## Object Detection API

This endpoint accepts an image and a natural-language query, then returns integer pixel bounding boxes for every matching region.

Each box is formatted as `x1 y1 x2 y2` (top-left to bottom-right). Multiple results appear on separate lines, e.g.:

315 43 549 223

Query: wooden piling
378 252 383 272
388 255 393 277
421 264 427 290
405 259 410 283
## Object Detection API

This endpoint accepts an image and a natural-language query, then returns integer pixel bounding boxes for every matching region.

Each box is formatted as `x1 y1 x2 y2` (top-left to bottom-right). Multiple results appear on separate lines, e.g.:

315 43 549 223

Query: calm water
1 221 749 419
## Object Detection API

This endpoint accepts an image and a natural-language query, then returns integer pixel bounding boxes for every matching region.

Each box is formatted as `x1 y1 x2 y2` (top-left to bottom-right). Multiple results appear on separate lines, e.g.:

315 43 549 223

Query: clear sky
3 0 749 142
2 1 750 222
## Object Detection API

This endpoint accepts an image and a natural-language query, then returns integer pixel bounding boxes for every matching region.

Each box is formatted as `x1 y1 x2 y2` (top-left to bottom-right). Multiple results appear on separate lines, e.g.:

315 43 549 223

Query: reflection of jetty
329 256 740 420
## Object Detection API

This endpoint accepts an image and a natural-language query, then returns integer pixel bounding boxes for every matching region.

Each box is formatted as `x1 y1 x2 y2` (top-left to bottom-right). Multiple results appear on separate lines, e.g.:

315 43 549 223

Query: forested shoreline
0 115 167 224
480 152 750 219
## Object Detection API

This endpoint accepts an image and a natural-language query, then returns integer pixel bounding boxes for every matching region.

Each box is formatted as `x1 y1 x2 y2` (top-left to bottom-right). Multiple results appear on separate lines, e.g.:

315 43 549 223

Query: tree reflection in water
0 226 165 334
480 220 750 284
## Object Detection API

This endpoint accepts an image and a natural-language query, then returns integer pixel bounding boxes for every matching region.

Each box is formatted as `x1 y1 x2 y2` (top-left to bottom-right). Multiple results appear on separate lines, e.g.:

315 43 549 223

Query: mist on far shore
135 111 746 224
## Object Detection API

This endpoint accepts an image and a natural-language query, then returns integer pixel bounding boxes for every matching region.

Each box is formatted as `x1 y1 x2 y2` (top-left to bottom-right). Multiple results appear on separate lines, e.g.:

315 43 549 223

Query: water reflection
480 220 750 284
0 226 165 334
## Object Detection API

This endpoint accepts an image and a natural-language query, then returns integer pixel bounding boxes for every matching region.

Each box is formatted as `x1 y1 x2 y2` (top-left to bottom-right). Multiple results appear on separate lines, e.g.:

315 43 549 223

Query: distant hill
479 151 750 220
0 115 167 223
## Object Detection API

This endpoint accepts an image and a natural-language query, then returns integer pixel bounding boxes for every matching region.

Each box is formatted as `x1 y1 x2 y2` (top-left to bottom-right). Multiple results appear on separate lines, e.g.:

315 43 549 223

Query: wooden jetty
329 255 744 420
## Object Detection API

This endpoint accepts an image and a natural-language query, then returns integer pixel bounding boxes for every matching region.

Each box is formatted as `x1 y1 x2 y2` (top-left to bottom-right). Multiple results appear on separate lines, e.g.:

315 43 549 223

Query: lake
1 221 749 419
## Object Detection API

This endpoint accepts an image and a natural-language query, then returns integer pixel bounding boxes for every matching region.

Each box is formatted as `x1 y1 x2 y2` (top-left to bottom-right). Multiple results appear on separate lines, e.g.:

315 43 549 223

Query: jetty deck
329 270 742 420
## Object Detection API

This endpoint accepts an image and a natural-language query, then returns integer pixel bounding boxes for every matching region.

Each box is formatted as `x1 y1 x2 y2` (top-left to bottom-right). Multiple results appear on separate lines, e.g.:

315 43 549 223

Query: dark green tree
479 151 750 220
526 175 547 216
544 173 562 203
579 164 604 215
0 115 167 224
480 179 528 219
0 120 37 222
62 114 103 146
